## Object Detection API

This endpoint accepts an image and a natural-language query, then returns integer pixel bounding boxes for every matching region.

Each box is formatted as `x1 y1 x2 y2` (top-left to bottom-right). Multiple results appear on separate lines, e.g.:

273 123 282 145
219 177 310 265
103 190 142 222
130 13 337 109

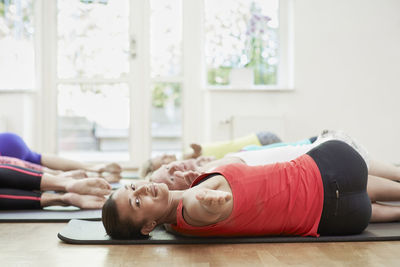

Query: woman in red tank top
172 154 323 237
103 140 400 239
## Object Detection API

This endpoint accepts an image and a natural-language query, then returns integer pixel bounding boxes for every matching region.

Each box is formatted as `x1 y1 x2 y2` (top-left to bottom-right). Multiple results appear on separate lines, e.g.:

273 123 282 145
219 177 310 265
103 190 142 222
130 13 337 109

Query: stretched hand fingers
196 189 231 206
196 190 214 206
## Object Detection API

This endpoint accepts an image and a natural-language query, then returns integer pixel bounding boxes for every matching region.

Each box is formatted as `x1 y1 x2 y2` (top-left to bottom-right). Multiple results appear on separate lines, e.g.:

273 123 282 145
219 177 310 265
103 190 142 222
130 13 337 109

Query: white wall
204 0 400 162
0 0 399 162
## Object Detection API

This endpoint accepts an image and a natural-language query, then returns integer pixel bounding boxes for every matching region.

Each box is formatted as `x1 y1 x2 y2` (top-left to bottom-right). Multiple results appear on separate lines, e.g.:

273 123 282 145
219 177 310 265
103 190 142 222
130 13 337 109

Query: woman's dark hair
102 194 148 240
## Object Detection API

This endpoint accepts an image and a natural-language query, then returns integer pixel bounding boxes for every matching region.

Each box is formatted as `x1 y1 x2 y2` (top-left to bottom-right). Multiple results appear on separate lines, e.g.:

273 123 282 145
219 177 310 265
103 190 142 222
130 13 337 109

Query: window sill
205 85 294 92
0 89 36 94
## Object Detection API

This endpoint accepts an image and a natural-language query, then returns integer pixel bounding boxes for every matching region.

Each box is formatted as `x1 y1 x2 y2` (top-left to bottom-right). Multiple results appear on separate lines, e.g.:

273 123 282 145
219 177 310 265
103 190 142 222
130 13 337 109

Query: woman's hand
182 170 202 186
195 188 232 208
171 170 203 190
182 184 233 225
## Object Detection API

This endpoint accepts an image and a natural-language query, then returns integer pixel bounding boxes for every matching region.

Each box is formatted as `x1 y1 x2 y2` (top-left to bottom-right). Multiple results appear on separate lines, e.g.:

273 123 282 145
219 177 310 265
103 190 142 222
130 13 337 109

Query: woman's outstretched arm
182 186 232 226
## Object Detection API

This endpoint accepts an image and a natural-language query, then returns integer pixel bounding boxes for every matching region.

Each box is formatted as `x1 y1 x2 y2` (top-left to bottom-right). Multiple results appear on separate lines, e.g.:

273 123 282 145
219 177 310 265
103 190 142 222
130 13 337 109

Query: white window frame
34 0 57 154
181 0 205 151
36 0 153 167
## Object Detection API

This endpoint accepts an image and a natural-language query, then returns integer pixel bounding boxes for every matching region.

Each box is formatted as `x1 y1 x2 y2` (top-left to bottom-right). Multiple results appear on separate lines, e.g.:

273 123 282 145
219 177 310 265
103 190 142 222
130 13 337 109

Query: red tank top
172 154 324 237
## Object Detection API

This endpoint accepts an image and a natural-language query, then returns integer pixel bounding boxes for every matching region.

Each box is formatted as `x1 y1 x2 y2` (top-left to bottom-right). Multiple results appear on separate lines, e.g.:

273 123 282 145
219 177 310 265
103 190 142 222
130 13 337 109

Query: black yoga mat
0 207 101 222
58 219 400 244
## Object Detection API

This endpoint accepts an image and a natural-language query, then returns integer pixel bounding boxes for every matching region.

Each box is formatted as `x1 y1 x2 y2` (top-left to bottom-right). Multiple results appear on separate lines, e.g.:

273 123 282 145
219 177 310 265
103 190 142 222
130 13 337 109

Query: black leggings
0 164 43 210
307 140 371 235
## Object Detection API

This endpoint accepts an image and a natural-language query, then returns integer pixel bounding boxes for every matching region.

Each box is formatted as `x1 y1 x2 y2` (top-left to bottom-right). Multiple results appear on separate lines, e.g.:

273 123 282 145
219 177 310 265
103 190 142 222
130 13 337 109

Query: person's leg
0 164 111 197
0 156 43 172
199 156 244 172
368 159 400 181
41 153 122 178
367 175 400 202
0 189 105 210
367 175 400 222
0 133 41 164
0 164 42 191
0 133 121 177
57 169 88 179
200 133 262 159
0 188 41 209
227 143 313 166
370 203 400 222
44 192 106 209
41 173 111 196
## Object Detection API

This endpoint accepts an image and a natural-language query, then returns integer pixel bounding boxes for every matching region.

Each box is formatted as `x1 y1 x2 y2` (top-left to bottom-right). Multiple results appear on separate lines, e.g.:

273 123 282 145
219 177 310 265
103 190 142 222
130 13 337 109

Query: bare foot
190 143 202 154
66 178 112 196
185 143 202 159
62 193 106 209
59 170 88 179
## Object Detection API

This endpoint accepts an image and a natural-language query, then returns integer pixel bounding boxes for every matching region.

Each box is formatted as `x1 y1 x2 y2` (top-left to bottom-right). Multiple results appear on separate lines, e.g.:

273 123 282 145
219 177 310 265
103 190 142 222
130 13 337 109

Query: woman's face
150 154 177 171
149 159 197 190
112 181 170 233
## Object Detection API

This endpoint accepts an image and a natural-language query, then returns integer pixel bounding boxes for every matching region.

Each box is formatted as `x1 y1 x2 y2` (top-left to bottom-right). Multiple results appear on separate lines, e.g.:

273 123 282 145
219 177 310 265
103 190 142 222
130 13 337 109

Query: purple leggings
0 133 42 165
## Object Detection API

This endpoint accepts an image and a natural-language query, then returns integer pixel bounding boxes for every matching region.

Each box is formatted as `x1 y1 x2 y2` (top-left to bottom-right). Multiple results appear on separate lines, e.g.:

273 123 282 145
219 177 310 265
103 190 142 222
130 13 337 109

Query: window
3 0 290 165
0 0 35 90
204 0 287 88
56 0 184 162
150 0 183 157
56 0 131 162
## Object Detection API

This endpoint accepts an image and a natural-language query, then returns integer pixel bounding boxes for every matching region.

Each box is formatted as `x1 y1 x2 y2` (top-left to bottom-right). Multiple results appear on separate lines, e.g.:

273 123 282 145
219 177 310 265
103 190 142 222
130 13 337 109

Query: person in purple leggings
0 133 42 164
0 132 122 182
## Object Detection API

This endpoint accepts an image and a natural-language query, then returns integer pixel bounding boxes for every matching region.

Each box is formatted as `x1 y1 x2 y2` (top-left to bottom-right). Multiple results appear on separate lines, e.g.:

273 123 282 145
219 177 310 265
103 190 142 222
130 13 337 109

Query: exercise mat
0 207 101 222
58 219 400 244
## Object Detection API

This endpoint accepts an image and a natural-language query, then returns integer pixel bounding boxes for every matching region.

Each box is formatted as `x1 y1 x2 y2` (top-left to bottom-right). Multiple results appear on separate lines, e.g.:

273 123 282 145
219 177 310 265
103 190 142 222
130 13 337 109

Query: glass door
55 0 184 165
149 0 183 158
56 0 131 162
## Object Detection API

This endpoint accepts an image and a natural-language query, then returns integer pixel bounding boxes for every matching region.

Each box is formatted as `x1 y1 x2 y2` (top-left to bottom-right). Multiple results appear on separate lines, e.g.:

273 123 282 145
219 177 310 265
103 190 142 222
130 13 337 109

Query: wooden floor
1 223 400 266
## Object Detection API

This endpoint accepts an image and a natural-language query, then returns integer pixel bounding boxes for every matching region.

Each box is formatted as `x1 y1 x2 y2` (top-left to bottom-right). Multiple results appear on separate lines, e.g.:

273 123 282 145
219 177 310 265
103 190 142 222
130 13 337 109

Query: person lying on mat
149 130 400 190
102 139 400 239
144 134 319 185
140 131 283 178
0 155 91 180
0 164 111 210
0 132 122 182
